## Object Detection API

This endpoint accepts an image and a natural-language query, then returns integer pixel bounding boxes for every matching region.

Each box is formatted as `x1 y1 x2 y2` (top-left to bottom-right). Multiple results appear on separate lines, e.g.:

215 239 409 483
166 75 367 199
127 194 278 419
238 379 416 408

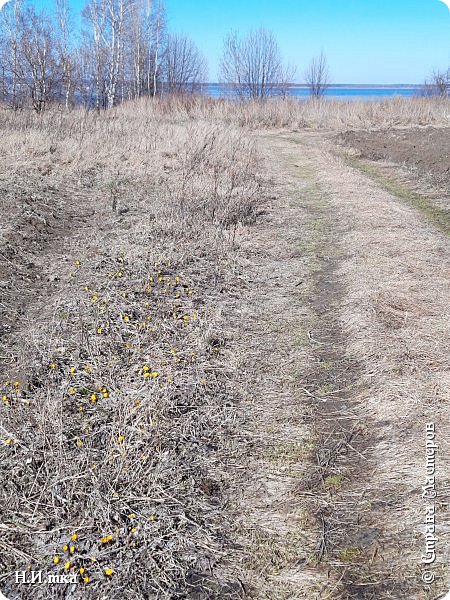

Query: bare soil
338 127 450 186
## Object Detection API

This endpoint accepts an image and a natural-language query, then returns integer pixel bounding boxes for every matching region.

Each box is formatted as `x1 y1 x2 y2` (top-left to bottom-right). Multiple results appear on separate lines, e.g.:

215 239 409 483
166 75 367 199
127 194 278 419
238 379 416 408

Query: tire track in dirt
230 131 450 599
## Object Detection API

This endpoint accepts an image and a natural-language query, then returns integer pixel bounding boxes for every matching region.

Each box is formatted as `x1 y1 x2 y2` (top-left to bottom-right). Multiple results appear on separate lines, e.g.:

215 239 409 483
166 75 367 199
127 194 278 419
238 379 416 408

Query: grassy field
0 96 449 599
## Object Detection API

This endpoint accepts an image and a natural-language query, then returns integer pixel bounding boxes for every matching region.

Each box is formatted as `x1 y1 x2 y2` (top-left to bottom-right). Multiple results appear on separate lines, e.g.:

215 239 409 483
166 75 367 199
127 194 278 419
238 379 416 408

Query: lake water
205 84 421 101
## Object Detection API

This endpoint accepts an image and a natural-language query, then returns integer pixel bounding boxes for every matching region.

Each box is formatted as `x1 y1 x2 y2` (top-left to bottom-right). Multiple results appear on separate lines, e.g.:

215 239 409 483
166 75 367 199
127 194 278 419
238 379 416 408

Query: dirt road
229 131 450 599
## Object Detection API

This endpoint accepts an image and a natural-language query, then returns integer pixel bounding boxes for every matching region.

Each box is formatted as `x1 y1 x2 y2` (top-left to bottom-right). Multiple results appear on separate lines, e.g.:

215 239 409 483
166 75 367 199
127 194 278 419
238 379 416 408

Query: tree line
0 0 332 112
0 0 209 111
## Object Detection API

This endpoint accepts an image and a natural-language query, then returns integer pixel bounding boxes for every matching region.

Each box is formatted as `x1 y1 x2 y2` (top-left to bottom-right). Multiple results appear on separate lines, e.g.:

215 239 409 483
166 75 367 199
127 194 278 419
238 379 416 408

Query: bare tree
126 0 166 99
163 33 206 94
126 0 146 99
56 0 75 108
104 0 127 109
422 68 449 97
220 28 292 100
83 0 108 110
147 0 166 97
74 34 98 107
0 0 24 108
17 7 61 112
304 51 330 98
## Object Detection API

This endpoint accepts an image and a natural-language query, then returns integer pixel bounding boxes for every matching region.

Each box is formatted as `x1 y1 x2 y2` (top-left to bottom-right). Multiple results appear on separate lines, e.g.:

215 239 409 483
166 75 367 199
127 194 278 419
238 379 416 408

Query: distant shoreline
204 83 423 88
203 83 424 100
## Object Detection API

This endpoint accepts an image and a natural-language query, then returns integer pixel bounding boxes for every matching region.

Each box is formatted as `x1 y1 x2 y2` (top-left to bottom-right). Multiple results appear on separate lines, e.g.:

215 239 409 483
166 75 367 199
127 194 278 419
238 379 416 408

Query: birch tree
55 0 75 107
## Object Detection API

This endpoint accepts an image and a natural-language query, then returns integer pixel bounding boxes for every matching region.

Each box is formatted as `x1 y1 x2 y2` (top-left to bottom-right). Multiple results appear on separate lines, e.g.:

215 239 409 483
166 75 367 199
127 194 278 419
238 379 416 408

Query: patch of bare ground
338 128 450 185
336 128 450 233
227 131 450 599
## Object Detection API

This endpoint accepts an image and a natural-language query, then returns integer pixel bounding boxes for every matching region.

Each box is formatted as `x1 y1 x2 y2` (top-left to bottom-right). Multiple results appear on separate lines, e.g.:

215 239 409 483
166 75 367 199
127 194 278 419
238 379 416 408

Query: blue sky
40 0 450 83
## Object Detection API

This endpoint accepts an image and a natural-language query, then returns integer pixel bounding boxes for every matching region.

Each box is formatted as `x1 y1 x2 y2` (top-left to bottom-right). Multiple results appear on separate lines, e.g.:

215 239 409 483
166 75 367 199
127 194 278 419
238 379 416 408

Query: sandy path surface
229 131 450 599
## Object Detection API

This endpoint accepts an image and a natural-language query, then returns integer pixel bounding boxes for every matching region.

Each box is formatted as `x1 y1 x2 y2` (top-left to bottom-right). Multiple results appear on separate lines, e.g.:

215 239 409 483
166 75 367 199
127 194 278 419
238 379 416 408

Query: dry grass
0 103 264 598
1 94 449 599
108 94 450 131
